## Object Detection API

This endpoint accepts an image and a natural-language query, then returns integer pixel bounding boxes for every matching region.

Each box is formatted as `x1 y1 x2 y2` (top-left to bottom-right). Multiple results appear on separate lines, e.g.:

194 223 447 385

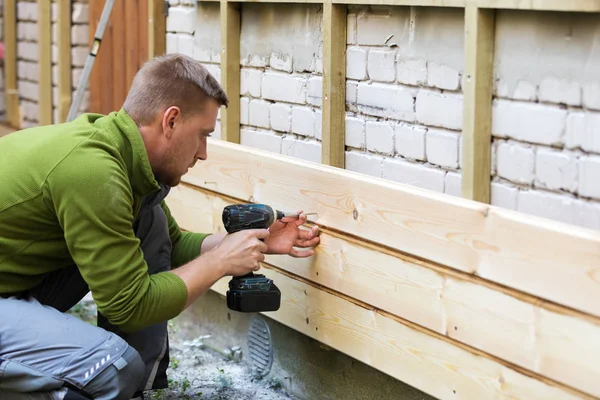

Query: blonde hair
123 53 228 125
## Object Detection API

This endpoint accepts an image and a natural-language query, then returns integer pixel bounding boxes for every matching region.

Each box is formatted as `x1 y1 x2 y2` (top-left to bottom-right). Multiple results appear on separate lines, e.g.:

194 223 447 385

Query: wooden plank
181 140 600 319
57 0 72 123
125 0 139 88
322 3 346 168
461 7 495 203
3 0 18 128
38 0 52 125
220 1 241 143
167 184 600 398
111 0 126 109
137 0 149 66
148 0 166 58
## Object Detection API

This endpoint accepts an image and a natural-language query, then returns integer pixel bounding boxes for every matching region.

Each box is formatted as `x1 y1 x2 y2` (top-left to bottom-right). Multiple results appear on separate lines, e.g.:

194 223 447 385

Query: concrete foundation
175 289 435 400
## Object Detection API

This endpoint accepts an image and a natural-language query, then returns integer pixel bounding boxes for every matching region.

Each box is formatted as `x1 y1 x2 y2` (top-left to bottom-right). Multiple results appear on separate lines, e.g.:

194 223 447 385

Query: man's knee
81 346 145 400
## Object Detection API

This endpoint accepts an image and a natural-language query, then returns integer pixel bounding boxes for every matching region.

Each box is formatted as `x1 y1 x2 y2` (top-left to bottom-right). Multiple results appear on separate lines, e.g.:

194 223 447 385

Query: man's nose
196 143 207 161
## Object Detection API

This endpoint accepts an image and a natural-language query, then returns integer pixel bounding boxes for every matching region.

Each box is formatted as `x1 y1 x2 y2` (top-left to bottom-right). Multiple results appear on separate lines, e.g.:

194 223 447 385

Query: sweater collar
110 108 161 197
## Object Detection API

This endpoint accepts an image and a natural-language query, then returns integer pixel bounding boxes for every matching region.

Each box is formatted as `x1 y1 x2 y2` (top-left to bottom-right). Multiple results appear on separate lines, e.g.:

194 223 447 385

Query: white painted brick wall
282 137 322 164
583 82 600 111
397 58 427 87
307 77 322 107
345 115 365 149
416 89 463 131
178 35 194 58
240 128 282 154
71 24 88 45
427 62 460 91
292 106 316 137
17 2 37 21
270 103 291 132
578 156 600 200
538 77 581 107
383 158 445 193
248 99 270 129
492 100 567 146
566 111 600 154
241 69 262 98
496 141 535 185
518 190 575 226
368 49 395 83
395 123 426 161
166 33 178 54
426 129 460 169
166 6 196 34
314 110 322 141
345 151 382 178
574 199 600 231
357 82 414 121
445 172 462 197
534 148 578 193
491 182 518 210
346 47 367 81
262 72 307 104
240 97 249 125
17 22 37 41
72 4 88 24
366 120 394 155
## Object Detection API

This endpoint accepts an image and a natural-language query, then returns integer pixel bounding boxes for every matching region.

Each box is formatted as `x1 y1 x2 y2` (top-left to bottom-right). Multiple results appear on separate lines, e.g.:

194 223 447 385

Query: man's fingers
289 248 315 258
295 237 320 248
249 228 270 240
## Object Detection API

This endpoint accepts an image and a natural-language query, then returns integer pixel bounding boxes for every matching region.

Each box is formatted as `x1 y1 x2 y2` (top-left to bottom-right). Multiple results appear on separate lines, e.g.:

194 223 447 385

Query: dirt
68 300 295 400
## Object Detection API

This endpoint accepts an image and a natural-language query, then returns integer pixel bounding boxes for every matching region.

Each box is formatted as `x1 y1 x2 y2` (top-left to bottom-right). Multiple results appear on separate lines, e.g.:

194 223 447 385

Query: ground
68 300 294 400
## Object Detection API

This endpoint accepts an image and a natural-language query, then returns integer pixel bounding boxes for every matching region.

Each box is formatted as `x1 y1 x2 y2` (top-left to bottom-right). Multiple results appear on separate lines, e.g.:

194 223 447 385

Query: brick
262 72 306 104
71 24 88 46
307 77 322 107
492 99 567 145
17 22 37 41
397 58 427 87
566 111 600 153
383 158 445 193
491 182 518 210
21 99 39 122
240 97 249 125
166 33 178 54
270 103 291 132
71 47 88 67
367 49 395 83
282 137 322 164
72 4 88 24
169 0 181 5
579 156 600 200
166 7 196 34
17 2 37 21
17 61 38 82
18 42 38 62
535 148 578 193
346 81 358 112
212 121 221 140
496 79 537 101
347 14 357 44
345 115 365 149
574 199 600 231
444 172 462 197
517 190 575 226
395 123 426 161
292 106 315 137
315 109 322 141
356 11 403 46
205 64 221 84
249 99 270 129
539 77 581 107
241 128 282 154
193 45 212 63
427 62 460 91
241 53 268 68
346 47 367 81
583 81 600 111
178 35 194 58
496 142 535 185
241 69 262 98
426 129 459 169
18 81 38 101
357 82 414 121
366 120 394 155
270 52 292 73
345 151 383 178
416 89 463 131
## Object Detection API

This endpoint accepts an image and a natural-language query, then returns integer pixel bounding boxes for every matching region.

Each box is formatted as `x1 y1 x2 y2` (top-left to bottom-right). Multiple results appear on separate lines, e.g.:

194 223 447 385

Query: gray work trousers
0 185 174 399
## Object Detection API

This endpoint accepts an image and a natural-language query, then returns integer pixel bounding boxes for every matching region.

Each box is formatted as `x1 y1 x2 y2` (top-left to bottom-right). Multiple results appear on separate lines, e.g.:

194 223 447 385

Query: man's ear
161 106 181 139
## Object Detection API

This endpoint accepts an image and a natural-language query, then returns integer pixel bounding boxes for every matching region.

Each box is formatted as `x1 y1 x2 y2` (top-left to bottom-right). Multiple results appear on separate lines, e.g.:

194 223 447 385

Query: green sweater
0 109 207 333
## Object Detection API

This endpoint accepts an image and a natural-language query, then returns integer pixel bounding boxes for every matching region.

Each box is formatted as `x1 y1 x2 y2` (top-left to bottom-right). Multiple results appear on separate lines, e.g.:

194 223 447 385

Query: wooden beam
322 3 346 168
462 7 495 203
220 1 241 143
3 0 18 129
57 0 72 123
148 0 167 58
182 140 600 319
38 0 53 125
168 184 600 398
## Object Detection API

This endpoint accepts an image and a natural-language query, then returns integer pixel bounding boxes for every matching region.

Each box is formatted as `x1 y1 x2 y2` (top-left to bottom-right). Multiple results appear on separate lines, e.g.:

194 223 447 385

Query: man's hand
210 229 270 276
264 211 320 258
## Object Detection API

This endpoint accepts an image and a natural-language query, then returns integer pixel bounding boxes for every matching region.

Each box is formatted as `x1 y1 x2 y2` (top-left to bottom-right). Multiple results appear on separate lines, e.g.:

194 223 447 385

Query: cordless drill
222 204 295 313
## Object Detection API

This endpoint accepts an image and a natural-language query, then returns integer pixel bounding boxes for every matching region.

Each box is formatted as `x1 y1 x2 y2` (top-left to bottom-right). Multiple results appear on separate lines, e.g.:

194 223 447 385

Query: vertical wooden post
38 0 52 125
3 0 18 128
57 0 72 123
462 7 496 203
149 0 166 59
322 2 346 168
220 1 240 143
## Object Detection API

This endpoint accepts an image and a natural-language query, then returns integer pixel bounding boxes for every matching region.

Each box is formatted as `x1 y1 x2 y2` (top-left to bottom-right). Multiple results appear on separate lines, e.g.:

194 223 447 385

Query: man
0 53 320 399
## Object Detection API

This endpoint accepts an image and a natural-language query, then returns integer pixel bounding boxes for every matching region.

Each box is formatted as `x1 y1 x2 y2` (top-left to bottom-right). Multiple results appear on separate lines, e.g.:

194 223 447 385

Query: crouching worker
0 53 320 400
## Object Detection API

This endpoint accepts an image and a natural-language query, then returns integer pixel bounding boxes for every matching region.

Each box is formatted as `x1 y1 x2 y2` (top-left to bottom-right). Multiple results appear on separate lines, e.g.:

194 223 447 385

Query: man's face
158 99 219 186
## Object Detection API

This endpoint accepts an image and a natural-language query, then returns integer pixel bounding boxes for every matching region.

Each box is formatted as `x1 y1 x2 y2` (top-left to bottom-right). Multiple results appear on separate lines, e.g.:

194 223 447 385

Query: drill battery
226 273 281 313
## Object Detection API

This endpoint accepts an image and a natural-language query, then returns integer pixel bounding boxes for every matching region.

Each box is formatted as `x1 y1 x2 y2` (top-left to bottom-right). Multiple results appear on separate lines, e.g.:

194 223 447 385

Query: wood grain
220 1 241 143
57 0 72 123
166 183 600 397
38 0 52 125
182 140 600 318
